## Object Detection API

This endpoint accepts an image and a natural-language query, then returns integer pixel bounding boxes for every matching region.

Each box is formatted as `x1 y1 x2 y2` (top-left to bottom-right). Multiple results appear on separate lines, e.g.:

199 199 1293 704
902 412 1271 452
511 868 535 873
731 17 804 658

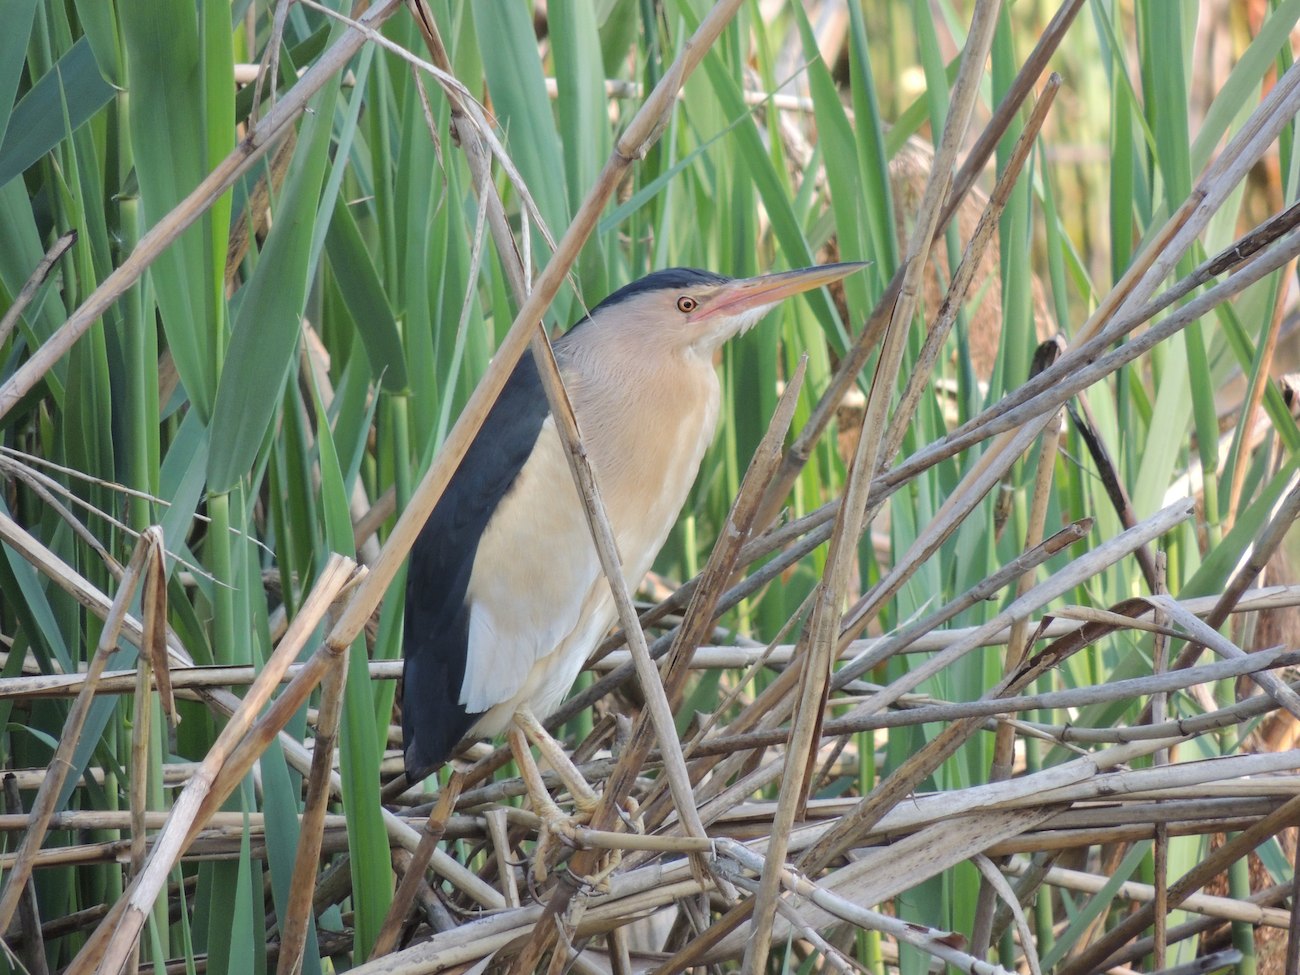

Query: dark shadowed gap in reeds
1 0 1300 972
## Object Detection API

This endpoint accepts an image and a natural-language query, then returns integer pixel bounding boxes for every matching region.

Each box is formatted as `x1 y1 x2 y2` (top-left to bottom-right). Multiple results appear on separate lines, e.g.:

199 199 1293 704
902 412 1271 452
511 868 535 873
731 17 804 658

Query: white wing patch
459 419 600 713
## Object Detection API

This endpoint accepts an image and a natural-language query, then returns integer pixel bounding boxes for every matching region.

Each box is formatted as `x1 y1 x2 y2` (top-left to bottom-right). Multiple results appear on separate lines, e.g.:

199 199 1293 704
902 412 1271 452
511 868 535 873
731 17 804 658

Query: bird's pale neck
554 327 721 514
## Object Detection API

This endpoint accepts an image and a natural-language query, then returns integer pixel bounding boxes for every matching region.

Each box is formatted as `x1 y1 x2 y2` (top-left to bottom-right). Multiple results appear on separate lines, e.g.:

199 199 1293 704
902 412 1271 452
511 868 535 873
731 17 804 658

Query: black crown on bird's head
572 268 730 327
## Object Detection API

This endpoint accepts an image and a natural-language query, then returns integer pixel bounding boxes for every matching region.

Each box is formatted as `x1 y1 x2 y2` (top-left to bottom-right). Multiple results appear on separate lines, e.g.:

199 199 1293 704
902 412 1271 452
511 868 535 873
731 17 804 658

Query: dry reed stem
2 776 49 975
796 507 1193 878
882 74 1061 483
0 528 162 935
976 396 1062 953
677 646 1300 756
1061 789 1300 975
140 536 174 725
758 0 1087 527
65 555 360 975
720 840 1016 975
276 649 349 975
973 854 1042 975
0 798 1287 875
372 772 462 958
0 230 77 350
128 660 149 885
602 360 808 844
294 0 557 261
484 808 520 909
1004 860 1291 927
405 0 529 306
745 3 1003 964
1288 844 1300 974
0 510 182 665
889 63 1300 527
0 0 404 422
1226 257 1294 530
7 581 1298 702
941 0 1085 231
126 532 167 958
1162 476 1300 681
1148 594 1300 720
849 501 1195 726
1150 552 1171 967
836 519 1089 691
1106 886 1292 971
945 225 1300 466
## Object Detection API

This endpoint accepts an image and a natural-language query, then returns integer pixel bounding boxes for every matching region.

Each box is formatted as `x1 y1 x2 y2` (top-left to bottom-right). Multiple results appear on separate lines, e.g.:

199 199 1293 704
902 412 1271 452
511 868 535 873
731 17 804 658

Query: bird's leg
508 709 612 889
513 707 600 814
506 723 573 886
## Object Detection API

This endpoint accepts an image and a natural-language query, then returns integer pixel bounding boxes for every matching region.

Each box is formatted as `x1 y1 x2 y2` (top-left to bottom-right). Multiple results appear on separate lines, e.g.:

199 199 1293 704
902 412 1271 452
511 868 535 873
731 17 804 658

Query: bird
401 262 865 787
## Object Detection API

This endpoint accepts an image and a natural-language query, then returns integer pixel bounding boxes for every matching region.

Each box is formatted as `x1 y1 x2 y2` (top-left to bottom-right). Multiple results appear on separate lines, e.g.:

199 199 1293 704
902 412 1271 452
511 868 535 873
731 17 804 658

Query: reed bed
2 0 1300 973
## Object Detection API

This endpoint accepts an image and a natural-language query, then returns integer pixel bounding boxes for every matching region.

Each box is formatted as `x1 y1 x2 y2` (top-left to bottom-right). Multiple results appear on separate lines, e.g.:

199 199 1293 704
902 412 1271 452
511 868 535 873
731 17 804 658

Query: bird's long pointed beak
693 261 869 321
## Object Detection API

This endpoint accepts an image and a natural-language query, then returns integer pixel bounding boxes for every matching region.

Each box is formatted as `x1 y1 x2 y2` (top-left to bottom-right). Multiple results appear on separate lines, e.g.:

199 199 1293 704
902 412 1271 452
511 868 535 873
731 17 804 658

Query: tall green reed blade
471 2 573 325
0 0 40 149
207 74 341 493
120 1 225 421
846 0 899 290
551 0 614 292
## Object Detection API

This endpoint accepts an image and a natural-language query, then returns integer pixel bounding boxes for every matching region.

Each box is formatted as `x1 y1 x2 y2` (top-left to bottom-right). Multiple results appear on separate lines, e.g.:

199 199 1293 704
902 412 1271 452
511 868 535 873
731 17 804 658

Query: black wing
402 352 550 780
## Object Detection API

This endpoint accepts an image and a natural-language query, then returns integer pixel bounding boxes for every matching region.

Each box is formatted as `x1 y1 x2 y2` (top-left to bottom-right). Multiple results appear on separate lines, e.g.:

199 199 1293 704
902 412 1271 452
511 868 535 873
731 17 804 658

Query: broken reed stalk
275 648 349 975
371 772 463 958
127 529 168 968
0 230 77 350
65 555 361 975
0 528 163 936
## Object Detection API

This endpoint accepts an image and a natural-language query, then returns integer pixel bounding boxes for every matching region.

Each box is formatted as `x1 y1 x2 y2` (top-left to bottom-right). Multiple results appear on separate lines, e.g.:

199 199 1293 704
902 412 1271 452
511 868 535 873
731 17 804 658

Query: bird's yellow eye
676 296 698 313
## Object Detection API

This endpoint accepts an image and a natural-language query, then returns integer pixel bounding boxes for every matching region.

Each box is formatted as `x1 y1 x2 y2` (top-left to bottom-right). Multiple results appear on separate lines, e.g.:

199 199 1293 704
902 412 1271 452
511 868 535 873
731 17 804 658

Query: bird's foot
507 722 606 889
